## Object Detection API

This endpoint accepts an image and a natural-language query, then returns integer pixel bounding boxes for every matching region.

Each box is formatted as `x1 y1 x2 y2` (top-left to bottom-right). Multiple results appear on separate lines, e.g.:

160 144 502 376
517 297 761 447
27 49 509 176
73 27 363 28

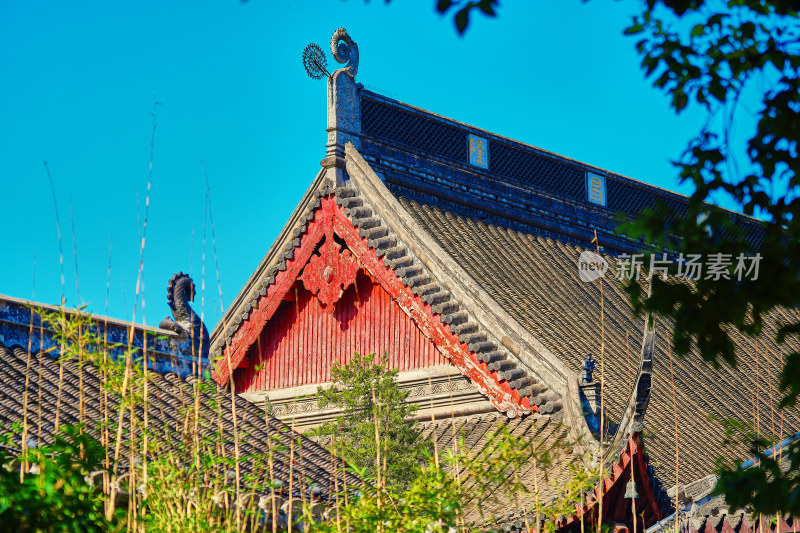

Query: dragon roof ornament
159 272 210 363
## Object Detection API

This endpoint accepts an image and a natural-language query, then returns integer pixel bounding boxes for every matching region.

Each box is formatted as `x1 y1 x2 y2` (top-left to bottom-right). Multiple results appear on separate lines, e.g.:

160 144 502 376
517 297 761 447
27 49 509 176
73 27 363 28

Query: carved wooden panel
299 232 359 311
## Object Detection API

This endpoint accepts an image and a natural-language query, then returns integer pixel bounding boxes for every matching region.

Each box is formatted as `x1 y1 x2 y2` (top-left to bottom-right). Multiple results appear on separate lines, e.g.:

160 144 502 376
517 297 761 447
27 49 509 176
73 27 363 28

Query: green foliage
459 425 553 520
620 0 800 516
304 422 591 532
310 352 430 489
713 419 800 513
0 423 117 532
5 306 286 532
306 459 464 532
435 0 498 34
4 308 608 531
138 430 278 532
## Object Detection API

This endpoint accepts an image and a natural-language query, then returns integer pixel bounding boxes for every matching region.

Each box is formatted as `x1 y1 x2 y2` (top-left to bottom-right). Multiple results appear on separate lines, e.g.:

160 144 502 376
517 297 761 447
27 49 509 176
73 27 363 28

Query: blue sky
0 0 734 330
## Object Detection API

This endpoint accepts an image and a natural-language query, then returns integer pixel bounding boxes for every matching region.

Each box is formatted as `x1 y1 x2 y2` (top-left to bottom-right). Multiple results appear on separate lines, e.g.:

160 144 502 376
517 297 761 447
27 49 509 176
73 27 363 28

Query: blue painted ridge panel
0 295 201 377
587 172 607 207
468 134 489 169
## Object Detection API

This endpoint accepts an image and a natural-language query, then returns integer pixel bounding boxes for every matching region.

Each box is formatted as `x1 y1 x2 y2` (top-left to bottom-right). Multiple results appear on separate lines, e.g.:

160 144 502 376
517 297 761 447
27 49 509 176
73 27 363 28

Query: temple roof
211 50 800 482
0 335 357 497
352 83 800 487
210 27 798 526
358 90 766 254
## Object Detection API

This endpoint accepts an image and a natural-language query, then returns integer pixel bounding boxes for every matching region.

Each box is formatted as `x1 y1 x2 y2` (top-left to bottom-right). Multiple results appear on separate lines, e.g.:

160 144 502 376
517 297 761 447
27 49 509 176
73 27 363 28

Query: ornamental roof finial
330 28 359 80
306 28 360 185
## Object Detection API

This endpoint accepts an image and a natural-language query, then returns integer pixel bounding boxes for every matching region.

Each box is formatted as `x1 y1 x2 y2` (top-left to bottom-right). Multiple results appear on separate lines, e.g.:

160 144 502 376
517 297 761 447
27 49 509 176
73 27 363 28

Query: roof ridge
343 142 603 452
361 89 766 226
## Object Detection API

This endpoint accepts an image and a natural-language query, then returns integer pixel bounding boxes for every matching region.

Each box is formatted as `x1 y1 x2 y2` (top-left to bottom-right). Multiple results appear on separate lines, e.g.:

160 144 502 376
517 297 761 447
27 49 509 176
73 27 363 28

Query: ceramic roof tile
0 340 358 497
418 413 572 524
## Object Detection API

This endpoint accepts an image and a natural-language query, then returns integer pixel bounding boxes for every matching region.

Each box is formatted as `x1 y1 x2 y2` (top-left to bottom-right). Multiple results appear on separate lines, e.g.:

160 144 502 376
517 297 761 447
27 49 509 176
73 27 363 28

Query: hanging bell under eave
625 480 638 499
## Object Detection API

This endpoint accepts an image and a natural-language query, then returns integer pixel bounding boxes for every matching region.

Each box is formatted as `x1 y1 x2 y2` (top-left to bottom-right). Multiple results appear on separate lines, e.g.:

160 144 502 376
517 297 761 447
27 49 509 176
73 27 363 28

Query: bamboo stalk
37 315 44 449
668 342 679 533
20 304 36 483
371 382 382 531
54 302 67 433
78 318 85 457
288 417 296 532
428 377 439 469
630 437 637 533
224 340 242 529
142 328 149 528
593 230 605 533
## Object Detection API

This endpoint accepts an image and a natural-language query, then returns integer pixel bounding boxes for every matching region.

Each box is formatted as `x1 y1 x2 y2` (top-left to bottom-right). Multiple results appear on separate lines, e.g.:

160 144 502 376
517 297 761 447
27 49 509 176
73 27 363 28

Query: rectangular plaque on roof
587 172 606 206
468 134 489 169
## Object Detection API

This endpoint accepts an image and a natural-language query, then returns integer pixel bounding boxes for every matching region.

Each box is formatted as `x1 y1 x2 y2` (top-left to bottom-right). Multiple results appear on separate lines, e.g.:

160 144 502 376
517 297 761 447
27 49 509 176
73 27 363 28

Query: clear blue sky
0 0 741 330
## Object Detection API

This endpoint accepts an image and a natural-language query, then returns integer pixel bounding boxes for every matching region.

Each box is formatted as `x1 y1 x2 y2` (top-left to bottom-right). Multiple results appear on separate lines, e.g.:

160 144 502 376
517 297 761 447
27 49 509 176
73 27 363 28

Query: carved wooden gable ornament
299 228 359 312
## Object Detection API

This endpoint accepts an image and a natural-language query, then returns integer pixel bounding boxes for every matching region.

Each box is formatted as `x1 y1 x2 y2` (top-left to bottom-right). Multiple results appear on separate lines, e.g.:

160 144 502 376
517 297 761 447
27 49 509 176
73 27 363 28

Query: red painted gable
234 271 446 392
214 195 532 417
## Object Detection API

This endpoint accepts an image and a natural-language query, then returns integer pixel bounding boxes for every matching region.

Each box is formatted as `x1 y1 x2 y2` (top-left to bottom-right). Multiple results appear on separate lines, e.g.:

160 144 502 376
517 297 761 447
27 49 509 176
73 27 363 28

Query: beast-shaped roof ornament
159 272 209 362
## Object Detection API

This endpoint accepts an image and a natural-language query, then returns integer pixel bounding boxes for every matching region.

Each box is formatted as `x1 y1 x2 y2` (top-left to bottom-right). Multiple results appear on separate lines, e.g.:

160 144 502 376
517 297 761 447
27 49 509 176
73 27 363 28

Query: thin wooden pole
668 342 679 533
593 230 605 532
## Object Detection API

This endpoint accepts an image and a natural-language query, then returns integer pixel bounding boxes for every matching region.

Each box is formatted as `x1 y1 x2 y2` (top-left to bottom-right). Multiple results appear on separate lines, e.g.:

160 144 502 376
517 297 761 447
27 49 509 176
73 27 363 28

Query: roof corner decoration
158 272 210 362
324 28 361 186
331 28 358 80
578 353 604 435
606 309 657 459
554 434 664 532
492 433 666 531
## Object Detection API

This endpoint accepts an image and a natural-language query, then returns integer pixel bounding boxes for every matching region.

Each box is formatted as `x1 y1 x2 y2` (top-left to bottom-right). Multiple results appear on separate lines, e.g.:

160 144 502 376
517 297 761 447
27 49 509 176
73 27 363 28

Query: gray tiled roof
647 498 798 533
418 413 569 523
0 340 359 497
394 195 800 486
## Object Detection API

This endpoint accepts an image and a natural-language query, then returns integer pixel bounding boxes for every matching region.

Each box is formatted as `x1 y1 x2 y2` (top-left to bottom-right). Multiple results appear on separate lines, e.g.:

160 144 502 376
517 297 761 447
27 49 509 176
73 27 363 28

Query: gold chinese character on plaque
587 172 606 206
468 134 489 169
